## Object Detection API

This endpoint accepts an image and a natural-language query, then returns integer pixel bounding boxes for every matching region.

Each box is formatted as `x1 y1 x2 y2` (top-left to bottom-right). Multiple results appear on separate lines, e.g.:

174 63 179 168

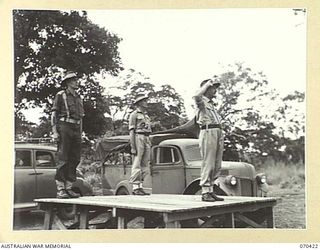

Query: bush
258 160 305 189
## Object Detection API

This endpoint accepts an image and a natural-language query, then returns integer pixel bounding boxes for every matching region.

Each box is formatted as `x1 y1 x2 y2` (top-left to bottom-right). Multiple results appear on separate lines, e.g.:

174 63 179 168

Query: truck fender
182 179 201 194
214 178 237 196
115 180 132 195
183 178 231 196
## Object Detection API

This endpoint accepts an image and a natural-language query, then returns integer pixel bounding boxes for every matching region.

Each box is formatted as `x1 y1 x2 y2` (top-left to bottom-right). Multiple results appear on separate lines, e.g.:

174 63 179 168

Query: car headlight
256 173 267 184
225 175 237 186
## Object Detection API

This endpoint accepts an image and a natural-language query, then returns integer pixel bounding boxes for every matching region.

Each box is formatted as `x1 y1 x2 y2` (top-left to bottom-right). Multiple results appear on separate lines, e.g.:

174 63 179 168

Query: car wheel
116 187 129 195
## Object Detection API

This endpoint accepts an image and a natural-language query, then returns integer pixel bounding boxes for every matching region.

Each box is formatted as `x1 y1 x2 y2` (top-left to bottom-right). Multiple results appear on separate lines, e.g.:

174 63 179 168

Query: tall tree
212 63 305 163
13 10 122 138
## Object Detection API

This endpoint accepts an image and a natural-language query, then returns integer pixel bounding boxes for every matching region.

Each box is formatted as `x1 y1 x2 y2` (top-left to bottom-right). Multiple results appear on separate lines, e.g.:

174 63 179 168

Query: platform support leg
266 207 274 228
224 213 235 228
79 206 89 229
117 216 127 229
43 205 54 230
164 221 180 228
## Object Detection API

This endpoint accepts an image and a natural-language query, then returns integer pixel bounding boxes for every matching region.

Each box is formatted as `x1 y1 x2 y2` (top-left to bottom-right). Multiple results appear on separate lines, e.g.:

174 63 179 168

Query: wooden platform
35 194 278 229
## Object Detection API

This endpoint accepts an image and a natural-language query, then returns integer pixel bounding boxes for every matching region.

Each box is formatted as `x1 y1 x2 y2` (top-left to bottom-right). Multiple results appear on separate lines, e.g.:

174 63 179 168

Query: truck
97 120 269 227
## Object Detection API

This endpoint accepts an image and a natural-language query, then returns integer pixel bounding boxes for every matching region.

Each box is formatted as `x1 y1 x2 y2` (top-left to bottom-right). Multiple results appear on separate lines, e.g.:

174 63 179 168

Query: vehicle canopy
95 119 199 161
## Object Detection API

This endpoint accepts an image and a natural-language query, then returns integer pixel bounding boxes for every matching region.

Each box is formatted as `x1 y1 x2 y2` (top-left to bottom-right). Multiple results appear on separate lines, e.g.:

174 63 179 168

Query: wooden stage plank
35 194 278 213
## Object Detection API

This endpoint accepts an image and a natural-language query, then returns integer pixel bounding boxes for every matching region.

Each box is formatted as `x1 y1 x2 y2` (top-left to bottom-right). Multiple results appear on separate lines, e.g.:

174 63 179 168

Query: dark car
14 142 93 219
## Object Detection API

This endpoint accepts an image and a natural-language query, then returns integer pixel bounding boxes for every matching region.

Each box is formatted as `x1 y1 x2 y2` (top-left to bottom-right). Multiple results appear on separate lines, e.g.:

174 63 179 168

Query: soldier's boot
201 192 216 202
65 181 80 198
132 183 150 196
133 188 150 195
56 180 69 199
210 192 224 201
201 187 215 202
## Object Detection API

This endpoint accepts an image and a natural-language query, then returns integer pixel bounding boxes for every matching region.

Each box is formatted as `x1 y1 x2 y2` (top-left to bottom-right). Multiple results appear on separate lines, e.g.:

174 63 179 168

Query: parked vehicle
100 137 268 197
14 141 93 219
98 121 268 226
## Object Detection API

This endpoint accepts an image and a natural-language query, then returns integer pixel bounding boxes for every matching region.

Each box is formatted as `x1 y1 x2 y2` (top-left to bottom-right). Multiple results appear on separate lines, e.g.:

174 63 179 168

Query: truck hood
187 160 256 179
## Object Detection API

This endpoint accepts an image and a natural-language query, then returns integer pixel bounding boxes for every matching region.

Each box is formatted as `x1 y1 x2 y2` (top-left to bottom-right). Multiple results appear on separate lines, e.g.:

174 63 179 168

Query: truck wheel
116 187 129 195
57 188 81 220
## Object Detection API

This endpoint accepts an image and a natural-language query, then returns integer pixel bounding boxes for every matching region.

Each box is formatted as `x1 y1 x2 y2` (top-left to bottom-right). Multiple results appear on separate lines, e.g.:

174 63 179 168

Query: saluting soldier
128 94 152 195
51 71 84 199
194 77 225 202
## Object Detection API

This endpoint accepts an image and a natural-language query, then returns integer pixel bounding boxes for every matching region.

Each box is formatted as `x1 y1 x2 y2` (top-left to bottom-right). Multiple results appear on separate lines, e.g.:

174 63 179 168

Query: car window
15 150 32 168
104 151 132 166
35 151 54 168
155 147 180 164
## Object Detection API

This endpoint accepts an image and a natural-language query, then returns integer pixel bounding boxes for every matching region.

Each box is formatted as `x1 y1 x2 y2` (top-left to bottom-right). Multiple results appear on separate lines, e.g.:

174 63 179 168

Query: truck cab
100 137 268 198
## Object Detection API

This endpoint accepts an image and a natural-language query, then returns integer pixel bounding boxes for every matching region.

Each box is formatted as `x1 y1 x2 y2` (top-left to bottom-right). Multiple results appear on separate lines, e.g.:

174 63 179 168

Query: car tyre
116 187 129 195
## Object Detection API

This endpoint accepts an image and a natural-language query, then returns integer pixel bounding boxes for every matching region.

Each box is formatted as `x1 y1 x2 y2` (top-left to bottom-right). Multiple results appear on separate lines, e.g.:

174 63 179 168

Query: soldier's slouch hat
61 71 78 87
133 94 149 105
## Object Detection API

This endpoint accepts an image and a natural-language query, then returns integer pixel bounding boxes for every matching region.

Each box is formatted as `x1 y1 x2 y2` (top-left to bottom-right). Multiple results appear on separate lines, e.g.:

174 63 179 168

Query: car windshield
184 144 202 162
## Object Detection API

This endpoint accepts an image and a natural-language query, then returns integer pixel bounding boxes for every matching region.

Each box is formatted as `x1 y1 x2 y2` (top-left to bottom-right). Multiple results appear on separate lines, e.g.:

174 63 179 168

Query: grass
257 160 305 194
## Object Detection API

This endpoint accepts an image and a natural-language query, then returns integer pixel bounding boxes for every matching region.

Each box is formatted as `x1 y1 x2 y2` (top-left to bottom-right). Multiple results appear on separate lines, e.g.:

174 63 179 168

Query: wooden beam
52 214 67 230
265 207 275 228
224 213 235 228
163 213 180 228
200 216 217 228
165 201 276 222
79 206 89 229
117 216 126 229
43 205 54 230
234 213 263 228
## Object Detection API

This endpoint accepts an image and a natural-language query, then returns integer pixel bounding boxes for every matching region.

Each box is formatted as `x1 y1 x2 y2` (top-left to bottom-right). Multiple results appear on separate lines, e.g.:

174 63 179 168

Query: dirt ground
13 185 305 230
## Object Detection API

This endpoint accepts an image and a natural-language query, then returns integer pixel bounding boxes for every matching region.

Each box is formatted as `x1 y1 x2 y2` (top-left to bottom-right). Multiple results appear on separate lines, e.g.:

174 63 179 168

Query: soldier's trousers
199 128 224 190
55 122 81 184
129 134 151 185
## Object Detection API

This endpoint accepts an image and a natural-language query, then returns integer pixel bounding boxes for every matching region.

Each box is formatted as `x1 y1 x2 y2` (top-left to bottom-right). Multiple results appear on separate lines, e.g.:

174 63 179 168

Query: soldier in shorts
128 94 152 195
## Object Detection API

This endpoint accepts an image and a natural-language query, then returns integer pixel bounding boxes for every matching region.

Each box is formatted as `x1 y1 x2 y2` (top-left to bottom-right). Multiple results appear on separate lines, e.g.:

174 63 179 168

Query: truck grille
240 179 253 196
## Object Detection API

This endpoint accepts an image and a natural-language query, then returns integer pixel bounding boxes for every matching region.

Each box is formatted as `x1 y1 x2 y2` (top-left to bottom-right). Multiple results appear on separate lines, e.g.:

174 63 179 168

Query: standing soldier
51 71 84 199
194 77 224 202
128 94 152 195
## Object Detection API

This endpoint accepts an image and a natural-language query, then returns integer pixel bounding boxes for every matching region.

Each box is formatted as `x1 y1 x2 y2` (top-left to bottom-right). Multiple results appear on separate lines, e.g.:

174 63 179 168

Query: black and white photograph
10 6 308 235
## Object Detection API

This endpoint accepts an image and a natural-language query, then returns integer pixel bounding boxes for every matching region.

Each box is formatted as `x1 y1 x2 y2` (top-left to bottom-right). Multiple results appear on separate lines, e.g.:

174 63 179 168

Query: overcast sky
24 8 306 123
88 8 306 117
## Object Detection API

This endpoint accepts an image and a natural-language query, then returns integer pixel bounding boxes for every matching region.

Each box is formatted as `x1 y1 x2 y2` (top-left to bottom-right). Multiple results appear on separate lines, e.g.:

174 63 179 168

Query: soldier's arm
128 112 137 155
193 81 212 110
51 94 60 139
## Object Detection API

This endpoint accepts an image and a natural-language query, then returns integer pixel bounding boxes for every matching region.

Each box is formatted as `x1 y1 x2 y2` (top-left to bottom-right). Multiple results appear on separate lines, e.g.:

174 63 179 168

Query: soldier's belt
200 124 221 130
60 117 81 125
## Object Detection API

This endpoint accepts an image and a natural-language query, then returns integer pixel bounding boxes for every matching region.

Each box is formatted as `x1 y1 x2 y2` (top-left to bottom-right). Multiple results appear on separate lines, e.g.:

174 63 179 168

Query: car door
151 146 185 194
34 150 57 199
14 149 36 207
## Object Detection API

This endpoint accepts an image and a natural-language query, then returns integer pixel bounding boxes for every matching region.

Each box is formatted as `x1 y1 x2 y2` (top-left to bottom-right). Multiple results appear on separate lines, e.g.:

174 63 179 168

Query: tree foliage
106 69 188 134
13 10 123 138
213 63 305 164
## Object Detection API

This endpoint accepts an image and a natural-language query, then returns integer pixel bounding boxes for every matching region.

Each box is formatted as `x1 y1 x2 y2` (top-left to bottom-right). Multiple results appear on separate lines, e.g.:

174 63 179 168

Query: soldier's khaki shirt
128 108 152 133
52 89 84 120
194 95 221 126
